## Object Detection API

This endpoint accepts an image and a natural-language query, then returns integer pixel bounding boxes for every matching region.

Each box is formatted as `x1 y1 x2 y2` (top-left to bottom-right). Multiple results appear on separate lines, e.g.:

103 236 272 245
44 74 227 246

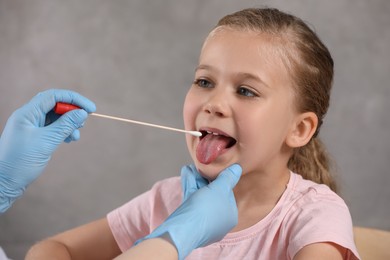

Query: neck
231 166 290 232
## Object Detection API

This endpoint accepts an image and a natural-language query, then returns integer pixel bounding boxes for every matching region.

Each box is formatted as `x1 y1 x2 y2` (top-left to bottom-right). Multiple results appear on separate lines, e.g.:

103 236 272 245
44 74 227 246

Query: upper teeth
207 131 220 136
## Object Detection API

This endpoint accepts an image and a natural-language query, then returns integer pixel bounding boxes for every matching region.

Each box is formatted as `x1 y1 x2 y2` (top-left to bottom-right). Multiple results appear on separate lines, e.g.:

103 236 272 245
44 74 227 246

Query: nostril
204 104 225 117
215 111 224 117
204 103 213 114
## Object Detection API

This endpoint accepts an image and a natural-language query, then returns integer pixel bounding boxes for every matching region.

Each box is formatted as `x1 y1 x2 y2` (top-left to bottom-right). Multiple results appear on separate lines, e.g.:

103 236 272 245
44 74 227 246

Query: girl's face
183 28 298 180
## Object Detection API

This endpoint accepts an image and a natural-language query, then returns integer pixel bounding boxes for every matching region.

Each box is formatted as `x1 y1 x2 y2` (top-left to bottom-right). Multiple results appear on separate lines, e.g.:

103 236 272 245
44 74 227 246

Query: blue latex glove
0 89 96 213
136 164 242 260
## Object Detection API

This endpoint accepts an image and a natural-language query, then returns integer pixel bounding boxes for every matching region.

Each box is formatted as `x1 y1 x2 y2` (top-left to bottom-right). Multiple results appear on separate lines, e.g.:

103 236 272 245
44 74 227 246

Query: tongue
196 134 232 164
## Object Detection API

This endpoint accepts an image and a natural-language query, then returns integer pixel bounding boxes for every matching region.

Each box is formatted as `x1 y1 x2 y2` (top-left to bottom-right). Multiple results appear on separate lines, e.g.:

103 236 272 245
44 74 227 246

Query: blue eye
194 79 213 89
237 87 257 97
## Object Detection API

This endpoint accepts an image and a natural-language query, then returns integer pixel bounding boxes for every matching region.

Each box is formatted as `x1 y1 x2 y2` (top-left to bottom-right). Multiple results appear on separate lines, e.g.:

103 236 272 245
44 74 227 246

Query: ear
286 112 318 148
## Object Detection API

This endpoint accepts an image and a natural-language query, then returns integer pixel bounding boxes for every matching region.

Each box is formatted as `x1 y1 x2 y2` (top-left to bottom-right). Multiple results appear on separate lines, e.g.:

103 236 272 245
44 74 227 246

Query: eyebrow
195 65 269 88
236 72 269 88
195 64 213 72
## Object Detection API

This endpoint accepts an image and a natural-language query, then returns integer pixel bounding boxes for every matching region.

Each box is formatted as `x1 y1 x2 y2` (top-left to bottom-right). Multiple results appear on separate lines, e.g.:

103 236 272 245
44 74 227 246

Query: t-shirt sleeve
106 177 182 252
286 186 360 259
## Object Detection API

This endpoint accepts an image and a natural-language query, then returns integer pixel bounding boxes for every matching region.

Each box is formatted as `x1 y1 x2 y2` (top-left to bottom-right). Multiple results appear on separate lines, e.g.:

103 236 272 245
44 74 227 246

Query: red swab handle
54 102 81 115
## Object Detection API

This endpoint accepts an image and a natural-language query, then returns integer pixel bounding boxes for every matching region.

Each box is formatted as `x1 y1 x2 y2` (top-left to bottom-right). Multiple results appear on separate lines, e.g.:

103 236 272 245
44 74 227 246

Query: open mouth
199 130 237 148
196 129 237 164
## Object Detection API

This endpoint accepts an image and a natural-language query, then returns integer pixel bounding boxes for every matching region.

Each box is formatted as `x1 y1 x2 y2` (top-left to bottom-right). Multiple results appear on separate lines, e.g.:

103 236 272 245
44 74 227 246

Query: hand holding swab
54 102 202 137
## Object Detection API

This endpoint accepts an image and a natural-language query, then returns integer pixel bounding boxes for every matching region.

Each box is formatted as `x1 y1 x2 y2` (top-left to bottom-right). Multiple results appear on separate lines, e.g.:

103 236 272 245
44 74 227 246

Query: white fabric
0 247 9 260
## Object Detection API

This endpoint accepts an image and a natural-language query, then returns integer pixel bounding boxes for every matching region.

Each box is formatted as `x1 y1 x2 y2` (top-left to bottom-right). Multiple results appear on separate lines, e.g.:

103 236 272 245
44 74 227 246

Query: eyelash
193 79 213 89
237 87 259 97
193 78 259 98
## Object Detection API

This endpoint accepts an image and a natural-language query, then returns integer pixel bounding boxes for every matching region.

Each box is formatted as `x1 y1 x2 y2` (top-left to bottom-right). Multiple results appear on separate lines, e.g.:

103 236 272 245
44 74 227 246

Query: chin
195 163 227 181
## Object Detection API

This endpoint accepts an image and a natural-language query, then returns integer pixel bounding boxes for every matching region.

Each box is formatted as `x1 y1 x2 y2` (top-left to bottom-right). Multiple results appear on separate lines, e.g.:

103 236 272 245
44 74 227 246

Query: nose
203 90 230 117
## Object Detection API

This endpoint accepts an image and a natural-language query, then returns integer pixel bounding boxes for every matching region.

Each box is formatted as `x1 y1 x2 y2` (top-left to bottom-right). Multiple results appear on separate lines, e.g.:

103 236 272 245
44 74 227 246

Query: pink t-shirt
107 172 360 259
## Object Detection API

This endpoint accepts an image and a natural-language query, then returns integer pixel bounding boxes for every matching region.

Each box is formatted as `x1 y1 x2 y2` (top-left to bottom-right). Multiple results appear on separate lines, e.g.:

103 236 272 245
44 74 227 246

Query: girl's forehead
207 26 274 42
204 27 289 65
200 28 292 85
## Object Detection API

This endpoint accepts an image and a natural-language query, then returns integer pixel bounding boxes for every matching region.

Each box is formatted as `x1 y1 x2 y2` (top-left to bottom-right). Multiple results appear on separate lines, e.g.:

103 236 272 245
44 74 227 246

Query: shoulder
122 176 182 212
107 176 182 251
150 176 182 194
148 176 182 208
284 173 359 259
287 173 348 212
107 176 182 216
285 173 353 234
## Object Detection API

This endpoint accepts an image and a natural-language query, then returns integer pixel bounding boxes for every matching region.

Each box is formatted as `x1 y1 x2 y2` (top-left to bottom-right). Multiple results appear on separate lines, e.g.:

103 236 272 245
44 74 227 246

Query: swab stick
54 102 202 137
90 112 202 136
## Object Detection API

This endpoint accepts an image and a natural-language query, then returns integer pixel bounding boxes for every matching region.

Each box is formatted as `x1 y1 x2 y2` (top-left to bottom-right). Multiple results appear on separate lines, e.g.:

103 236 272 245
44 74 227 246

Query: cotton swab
90 112 202 136
54 102 202 137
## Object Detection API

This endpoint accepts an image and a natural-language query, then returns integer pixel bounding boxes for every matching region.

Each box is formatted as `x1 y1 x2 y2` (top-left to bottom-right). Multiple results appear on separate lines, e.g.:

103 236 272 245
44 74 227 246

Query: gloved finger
64 129 81 143
31 89 96 115
16 89 95 127
181 165 208 201
48 109 88 141
53 90 96 113
208 164 242 193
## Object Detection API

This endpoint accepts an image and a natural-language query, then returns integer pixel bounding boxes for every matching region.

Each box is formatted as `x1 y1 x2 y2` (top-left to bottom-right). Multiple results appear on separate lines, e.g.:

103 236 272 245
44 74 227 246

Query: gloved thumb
181 164 208 201
208 164 242 192
48 109 88 141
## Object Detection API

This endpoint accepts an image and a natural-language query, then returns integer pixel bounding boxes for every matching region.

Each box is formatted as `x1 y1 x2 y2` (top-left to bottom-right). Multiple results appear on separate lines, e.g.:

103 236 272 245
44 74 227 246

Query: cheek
238 111 292 167
183 91 198 128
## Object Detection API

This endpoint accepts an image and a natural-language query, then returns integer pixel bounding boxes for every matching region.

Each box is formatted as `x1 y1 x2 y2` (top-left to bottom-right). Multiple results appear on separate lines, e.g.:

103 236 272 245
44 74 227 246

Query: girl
27 8 360 259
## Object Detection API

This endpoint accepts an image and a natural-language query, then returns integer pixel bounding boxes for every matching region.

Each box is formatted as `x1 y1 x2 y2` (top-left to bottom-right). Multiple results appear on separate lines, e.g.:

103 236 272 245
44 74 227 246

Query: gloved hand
136 164 242 260
0 89 96 213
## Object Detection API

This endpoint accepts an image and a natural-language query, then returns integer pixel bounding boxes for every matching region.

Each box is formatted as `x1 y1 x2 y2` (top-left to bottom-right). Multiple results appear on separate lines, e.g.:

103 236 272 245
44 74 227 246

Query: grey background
0 0 389 259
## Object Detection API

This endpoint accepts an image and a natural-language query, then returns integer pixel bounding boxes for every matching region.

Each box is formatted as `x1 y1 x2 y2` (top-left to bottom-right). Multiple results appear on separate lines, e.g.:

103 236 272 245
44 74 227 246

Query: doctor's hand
136 164 242 260
0 89 95 213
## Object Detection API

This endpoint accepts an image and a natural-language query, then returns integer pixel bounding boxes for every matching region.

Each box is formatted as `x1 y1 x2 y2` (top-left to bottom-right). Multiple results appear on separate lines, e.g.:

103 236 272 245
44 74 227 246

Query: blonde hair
217 8 337 192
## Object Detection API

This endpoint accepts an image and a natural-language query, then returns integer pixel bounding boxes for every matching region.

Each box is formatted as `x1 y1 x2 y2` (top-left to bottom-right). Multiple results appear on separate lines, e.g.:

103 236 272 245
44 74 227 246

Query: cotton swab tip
188 131 202 137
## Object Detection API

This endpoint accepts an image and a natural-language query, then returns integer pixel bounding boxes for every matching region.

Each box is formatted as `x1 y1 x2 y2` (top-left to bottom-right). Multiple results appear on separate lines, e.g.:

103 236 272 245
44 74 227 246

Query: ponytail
288 137 337 193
